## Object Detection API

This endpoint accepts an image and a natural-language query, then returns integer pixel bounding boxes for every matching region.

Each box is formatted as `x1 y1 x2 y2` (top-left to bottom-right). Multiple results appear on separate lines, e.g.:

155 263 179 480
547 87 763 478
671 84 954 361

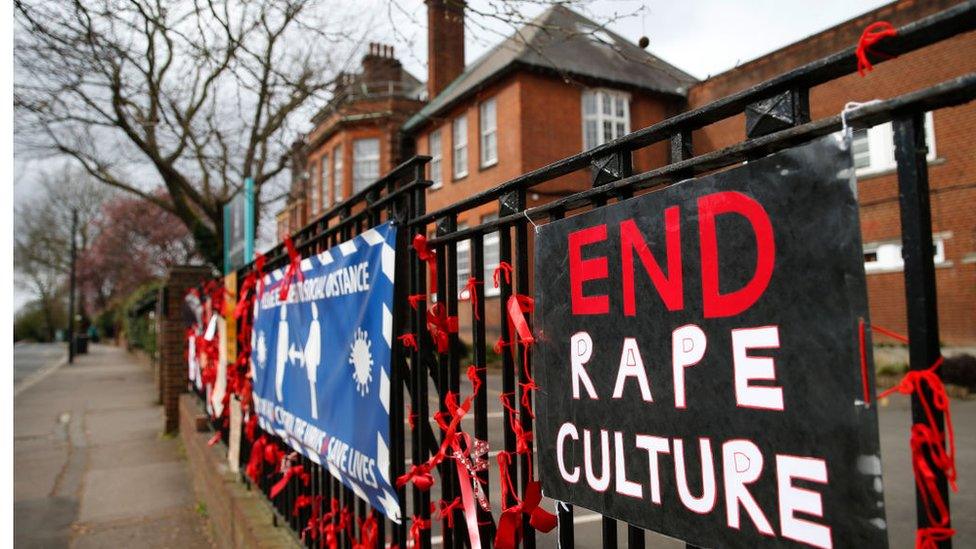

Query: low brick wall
179 394 298 549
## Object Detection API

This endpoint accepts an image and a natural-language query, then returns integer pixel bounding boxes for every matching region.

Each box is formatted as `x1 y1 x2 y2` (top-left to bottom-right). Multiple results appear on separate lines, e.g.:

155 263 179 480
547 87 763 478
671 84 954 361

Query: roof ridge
404 3 699 131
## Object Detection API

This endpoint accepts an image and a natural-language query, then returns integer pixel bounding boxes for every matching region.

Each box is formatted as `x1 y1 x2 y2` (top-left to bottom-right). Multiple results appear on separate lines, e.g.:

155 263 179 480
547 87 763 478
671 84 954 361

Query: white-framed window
582 89 630 150
353 138 380 193
429 129 443 189
852 112 936 176
333 144 344 202
480 98 498 167
312 158 325 215
455 223 470 298
322 153 331 208
482 213 500 297
863 233 949 273
453 114 468 179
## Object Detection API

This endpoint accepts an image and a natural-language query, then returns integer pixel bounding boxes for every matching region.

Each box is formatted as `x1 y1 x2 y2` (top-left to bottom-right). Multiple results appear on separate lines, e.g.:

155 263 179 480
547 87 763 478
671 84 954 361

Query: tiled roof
404 4 697 131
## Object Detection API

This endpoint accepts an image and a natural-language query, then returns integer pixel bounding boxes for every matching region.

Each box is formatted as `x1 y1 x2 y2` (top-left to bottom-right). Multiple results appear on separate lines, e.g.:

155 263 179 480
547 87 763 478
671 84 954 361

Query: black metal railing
201 3 976 548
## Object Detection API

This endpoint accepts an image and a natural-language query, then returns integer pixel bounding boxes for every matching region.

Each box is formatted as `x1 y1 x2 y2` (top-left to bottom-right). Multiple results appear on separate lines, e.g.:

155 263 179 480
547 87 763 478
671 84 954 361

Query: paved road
14 341 67 388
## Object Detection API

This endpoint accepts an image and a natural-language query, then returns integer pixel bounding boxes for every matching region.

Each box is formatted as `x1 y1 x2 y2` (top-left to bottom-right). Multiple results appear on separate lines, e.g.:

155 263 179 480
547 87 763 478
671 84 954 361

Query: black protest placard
533 134 887 548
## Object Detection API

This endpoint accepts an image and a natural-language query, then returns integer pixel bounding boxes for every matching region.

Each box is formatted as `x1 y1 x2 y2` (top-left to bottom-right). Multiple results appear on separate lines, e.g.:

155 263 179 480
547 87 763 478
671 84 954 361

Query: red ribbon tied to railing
246 436 267 482
426 302 459 354
413 234 438 290
293 494 315 517
398 365 482 495
270 464 311 498
495 456 557 549
493 261 513 288
872 322 956 549
352 513 379 549
856 21 898 76
409 515 431 549
279 235 304 300
398 333 419 352
397 462 435 491
233 273 257 321
464 277 483 320
254 252 267 297
407 293 427 310
432 497 462 529
916 527 955 549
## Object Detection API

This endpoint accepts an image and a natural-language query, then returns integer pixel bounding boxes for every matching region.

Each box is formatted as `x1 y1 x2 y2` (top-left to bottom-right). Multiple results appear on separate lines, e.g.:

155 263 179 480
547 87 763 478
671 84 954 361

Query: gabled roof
404 5 698 131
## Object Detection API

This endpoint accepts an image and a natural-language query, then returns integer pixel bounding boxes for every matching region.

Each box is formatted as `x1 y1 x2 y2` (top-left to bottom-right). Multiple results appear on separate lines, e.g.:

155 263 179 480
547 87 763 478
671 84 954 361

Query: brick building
279 0 975 343
276 42 426 238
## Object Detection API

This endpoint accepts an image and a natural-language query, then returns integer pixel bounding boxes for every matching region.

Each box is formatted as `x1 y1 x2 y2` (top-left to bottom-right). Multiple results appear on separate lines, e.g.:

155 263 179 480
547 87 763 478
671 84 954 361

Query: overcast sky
375 0 892 81
13 0 894 311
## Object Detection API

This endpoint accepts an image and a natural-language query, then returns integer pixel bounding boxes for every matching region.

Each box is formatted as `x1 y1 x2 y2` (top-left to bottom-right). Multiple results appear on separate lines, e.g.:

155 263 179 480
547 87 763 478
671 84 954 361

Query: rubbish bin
73 335 89 355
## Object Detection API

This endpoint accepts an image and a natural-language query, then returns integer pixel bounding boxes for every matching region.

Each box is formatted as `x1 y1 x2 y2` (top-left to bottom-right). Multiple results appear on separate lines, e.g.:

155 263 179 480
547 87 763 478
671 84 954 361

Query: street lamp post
68 209 77 364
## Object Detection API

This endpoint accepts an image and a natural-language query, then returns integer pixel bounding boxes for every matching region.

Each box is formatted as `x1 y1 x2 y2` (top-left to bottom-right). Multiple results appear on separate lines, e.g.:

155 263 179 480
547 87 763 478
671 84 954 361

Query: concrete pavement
14 344 213 548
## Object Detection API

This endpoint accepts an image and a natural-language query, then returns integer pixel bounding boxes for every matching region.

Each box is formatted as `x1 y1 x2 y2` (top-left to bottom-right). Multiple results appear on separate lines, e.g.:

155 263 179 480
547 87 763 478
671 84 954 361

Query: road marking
15 355 68 398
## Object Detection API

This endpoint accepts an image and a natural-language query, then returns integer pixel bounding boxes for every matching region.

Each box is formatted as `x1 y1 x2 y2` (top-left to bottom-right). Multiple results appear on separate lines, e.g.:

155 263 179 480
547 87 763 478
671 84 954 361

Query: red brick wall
159 266 211 433
687 0 976 343
415 70 682 341
426 0 465 100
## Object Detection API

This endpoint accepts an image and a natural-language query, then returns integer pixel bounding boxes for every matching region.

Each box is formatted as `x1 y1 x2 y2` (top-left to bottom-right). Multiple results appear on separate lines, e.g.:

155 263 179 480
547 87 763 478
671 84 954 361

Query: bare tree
15 0 353 267
16 0 643 269
14 167 110 338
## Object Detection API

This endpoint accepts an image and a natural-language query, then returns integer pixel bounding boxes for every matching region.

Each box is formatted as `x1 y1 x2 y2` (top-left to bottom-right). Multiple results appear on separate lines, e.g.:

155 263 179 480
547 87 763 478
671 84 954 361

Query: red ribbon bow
254 253 267 297
397 463 435 491
506 294 540 404
413 234 438 290
500 393 533 456
398 333 419 352
207 431 222 447
233 273 257 321
494 261 513 288
856 21 898 76
409 516 431 549
874 326 956 547
426 302 459 354
245 436 267 482
352 513 379 549
244 413 258 442
495 460 557 549
432 497 462 528
408 293 427 310
398 365 483 494
463 277 483 320
279 235 304 300
916 527 955 549
270 464 311 498
293 494 315 516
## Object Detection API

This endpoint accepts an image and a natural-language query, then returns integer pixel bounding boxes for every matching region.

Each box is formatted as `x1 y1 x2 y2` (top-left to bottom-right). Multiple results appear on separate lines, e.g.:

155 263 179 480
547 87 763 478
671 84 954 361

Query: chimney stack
426 0 465 100
362 42 402 85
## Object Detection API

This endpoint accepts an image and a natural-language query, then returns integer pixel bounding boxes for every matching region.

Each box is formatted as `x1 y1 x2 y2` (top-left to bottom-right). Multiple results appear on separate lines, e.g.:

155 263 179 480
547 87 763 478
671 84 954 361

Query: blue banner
250 222 400 522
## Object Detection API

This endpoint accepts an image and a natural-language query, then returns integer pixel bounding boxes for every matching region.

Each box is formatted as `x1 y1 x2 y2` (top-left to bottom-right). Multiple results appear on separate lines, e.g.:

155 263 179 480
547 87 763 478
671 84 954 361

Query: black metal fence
203 3 976 548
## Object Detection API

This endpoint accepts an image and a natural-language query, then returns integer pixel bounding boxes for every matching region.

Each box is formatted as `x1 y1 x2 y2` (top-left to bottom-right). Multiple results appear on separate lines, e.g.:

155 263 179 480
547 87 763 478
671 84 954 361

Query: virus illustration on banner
349 328 374 396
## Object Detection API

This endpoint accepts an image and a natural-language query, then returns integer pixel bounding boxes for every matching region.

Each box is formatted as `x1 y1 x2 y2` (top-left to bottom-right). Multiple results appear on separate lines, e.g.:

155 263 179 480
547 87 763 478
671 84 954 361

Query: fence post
158 265 211 433
893 113 951 547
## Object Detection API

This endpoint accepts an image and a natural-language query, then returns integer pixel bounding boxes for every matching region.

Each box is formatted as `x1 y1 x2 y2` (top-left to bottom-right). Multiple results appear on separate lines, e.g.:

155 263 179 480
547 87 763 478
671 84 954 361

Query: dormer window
582 89 630 150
